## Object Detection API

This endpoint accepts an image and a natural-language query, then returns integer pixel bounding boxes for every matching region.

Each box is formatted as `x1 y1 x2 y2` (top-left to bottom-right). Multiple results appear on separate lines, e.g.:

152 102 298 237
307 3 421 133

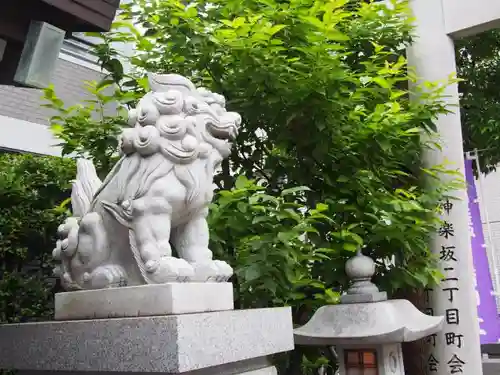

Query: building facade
0 34 105 156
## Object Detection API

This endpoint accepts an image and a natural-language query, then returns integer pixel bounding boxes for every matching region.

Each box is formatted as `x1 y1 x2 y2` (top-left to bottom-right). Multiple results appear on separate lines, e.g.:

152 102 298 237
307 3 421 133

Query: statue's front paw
213 260 233 282
191 260 233 282
54 217 79 259
147 256 195 283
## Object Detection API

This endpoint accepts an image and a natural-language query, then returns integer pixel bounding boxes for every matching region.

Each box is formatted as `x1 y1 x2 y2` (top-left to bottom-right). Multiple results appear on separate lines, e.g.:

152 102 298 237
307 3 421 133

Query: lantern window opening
344 349 378 375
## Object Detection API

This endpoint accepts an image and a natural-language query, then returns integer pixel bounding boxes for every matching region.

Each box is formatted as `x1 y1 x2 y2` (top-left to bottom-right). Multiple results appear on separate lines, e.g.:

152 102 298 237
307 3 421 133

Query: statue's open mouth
206 113 240 141
209 124 238 140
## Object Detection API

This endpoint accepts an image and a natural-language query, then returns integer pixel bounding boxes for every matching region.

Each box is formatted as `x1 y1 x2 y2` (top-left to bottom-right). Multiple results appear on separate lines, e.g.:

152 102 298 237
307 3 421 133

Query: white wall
443 0 500 38
0 115 61 156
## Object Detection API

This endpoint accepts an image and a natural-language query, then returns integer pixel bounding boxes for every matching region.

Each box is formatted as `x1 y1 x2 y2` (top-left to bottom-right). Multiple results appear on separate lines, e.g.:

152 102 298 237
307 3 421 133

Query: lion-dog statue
53 73 241 290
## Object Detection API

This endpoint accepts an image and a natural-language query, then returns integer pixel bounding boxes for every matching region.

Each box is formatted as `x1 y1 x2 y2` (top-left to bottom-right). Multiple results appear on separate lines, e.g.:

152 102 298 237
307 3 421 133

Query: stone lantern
294 251 444 375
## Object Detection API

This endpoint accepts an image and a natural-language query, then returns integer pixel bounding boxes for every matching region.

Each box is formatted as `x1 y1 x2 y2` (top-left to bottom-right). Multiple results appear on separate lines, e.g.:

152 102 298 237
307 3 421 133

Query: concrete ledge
55 282 234 320
0 307 294 373
483 358 500 375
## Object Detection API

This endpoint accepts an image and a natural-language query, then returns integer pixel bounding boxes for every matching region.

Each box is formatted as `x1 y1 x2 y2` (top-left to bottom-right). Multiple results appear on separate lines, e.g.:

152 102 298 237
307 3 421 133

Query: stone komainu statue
53 73 241 290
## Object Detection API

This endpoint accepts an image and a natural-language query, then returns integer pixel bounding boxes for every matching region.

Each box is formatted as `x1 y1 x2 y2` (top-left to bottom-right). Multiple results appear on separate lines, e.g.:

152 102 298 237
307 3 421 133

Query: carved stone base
54 282 234 320
0 307 294 374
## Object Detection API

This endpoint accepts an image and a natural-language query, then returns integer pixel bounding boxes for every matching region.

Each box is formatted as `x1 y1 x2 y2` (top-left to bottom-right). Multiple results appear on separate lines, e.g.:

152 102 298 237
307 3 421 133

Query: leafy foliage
43 81 127 177
41 0 459 373
81 0 454 292
456 29 500 173
209 176 339 311
0 153 74 323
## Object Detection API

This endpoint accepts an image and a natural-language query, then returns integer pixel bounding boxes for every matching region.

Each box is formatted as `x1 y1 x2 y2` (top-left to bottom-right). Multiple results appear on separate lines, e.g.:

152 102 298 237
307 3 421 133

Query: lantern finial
340 251 387 304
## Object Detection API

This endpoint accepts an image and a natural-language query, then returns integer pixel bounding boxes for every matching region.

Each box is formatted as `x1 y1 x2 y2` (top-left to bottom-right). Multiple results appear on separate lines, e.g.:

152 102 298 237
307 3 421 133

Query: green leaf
185 6 198 18
244 266 261 282
103 59 124 81
234 175 250 190
315 203 329 212
300 16 325 29
372 76 391 89
281 186 311 196
342 243 358 252
236 202 248 213
267 25 286 36
277 231 295 244
96 79 116 90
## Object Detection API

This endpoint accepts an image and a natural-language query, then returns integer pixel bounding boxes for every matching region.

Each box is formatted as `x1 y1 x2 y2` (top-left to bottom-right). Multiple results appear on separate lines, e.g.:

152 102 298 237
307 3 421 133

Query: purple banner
465 158 500 343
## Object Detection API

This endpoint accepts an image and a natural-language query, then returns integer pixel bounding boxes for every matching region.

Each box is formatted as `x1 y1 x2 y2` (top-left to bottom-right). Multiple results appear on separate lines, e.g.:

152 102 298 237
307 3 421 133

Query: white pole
407 0 483 374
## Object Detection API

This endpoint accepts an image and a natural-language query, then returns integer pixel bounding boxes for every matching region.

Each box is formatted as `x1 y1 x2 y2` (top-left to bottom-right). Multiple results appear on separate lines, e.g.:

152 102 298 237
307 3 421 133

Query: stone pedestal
0 285 294 375
54 282 234 320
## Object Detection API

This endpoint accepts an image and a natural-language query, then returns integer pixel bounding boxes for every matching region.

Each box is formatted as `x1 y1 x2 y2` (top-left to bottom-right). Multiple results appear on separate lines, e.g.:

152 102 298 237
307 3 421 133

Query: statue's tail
71 159 102 217
54 159 124 289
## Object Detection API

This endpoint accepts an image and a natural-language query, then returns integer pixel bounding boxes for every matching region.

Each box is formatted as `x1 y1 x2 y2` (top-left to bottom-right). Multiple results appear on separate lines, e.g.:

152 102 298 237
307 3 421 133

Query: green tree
84 0 456 293
43 80 126 177
456 29 500 173
0 153 74 323
43 1 459 374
